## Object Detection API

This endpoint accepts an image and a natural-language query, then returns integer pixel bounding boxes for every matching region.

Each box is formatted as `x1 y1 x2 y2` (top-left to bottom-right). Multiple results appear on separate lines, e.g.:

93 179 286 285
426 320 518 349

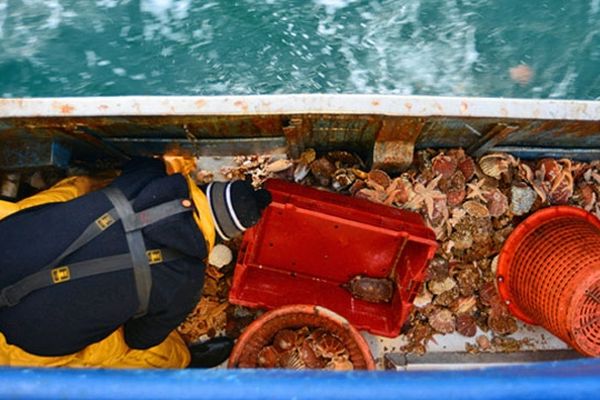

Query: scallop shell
273 329 298 351
349 179 367 195
458 156 476 180
478 154 510 179
456 314 477 337
432 154 458 178
452 296 477 314
299 341 324 369
279 349 306 369
293 162 311 182
326 356 354 371
484 189 509 217
536 158 560 181
579 184 597 211
312 333 346 358
476 335 492 351
463 200 490 218
488 309 518 336
257 346 280 368
413 288 433 308
367 169 391 189
428 309 456 334
310 157 336 186
332 168 356 191
427 276 457 296
299 148 317 164
326 151 362 167
510 183 537 216
447 189 466 207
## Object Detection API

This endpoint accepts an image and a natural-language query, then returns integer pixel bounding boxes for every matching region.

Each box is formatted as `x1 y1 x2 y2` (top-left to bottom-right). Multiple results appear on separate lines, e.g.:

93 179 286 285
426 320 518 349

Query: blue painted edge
0 358 599 400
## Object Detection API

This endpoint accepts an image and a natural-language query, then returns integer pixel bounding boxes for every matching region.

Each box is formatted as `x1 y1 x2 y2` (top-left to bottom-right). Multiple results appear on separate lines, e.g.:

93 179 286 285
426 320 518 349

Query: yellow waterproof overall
0 157 215 368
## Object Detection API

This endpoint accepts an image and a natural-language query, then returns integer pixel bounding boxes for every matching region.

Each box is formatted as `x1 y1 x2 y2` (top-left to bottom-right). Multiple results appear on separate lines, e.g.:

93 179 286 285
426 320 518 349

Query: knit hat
205 180 272 241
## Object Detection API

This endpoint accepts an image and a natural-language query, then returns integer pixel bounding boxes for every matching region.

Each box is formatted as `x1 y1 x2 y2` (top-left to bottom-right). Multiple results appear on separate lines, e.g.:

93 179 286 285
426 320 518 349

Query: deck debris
178 147 598 359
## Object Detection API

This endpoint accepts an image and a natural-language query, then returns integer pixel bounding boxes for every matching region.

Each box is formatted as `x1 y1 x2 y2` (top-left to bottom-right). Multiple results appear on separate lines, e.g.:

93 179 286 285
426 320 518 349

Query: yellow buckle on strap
96 213 115 230
146 249 163 265
51 266 71 284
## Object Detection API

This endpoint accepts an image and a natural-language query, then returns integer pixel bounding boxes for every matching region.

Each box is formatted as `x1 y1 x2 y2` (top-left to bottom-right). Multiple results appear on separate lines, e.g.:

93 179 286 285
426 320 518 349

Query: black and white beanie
205 180 271 241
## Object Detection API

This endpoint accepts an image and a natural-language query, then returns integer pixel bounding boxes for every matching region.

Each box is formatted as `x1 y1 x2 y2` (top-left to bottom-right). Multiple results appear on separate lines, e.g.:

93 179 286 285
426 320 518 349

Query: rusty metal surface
0 96 599 170
373 117 425 172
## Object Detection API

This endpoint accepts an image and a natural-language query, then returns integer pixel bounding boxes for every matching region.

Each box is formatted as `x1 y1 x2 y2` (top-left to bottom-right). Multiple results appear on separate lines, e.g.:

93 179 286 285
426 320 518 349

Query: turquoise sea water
0 0 598 99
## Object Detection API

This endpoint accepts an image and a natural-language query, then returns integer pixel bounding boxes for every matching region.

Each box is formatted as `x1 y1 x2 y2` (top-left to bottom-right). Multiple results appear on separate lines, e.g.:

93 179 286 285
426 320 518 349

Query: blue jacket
0 158 207 356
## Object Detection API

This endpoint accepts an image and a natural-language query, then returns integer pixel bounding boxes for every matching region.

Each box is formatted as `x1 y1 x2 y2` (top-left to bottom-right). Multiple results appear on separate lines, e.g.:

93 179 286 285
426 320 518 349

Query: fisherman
0 156 271 368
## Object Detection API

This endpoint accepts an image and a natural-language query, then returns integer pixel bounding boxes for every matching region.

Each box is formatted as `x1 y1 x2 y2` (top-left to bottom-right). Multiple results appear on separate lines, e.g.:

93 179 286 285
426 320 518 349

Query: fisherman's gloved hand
205 180 272 241
187 336 235 368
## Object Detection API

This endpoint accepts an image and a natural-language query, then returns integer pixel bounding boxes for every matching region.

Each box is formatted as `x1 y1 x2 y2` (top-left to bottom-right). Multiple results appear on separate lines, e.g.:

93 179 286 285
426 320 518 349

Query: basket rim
496 206 600 324
227 304 376 370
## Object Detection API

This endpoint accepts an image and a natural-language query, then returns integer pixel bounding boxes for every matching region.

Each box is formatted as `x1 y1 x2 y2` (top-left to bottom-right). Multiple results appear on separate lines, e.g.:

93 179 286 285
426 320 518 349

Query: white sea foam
0 2 6 40
550 66 577 98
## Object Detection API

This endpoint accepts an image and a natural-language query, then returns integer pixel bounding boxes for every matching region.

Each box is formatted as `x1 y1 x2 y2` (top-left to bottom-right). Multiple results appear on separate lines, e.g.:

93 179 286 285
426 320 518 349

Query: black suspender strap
41 208 120 273
102 187 152 318
0 187 193 313
0 249 182 308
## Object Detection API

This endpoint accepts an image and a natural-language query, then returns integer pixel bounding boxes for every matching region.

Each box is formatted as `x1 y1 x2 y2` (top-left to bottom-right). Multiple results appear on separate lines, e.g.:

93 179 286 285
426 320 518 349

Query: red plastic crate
229 179 438 337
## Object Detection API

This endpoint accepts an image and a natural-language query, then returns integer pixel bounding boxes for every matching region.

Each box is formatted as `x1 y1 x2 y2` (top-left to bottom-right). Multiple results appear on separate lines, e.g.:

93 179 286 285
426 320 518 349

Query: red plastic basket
497 206 600 356
229 179 438 337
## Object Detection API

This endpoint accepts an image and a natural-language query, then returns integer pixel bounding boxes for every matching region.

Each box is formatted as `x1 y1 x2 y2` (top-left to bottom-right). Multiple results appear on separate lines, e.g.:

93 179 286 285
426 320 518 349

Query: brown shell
332 168 356 190
479 282 501 307
426 256 450 281
257 346 281 368
428 309 456 334
326 151 362 168
355 188 387 203
367 169 392 189
476 335 492 351
451 296 477 315
273 329 298 352
458 156 476 181
433 286 460 307
343 275 394 303
266 159 293 173
447 189 466 207
579 184 597 211
450 229 474 250
279 349 305 369
455 265 481 297
351 168 369 180
299 148 317 164
432 154 458 178
312 333 346 358
456 314 477 337
310 157 336 186
326 356 354 371
484 189 509 217
536 158 560 181
463 200 490 218
548 174 574 205
427 276 457 296
488 308 518 336
299 341 324 369
349 179 367 195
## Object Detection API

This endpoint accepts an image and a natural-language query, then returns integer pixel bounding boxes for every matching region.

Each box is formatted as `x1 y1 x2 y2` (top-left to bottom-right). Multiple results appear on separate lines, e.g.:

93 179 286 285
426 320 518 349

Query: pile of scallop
181 149 598 355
